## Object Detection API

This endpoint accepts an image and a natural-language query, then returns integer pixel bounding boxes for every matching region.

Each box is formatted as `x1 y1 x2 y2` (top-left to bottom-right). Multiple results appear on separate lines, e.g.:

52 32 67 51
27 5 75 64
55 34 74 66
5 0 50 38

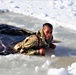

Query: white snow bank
34 58 76 75
68 62 76 75
0 54 76 75
47 62 76 75
0 0 76 30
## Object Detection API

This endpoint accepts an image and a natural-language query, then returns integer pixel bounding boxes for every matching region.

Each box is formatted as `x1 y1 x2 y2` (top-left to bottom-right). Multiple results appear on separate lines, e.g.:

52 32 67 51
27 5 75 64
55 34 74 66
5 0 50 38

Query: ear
42 27 45 30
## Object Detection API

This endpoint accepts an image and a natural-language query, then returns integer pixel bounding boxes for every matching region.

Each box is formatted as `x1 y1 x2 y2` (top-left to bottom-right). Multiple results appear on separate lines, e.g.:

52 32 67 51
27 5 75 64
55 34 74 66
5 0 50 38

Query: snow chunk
47 68 69 75
35 66 40 72
51 54 56 58
68 62 76 75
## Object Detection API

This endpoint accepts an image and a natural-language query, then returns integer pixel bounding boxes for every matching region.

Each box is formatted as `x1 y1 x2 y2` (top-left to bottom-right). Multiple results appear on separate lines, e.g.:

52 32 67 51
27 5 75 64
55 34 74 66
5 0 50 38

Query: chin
46 38 49 40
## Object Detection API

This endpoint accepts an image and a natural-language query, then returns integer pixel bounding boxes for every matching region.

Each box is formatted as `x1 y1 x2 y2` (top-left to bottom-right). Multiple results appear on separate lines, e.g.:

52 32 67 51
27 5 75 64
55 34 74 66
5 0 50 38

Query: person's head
42 23 53 40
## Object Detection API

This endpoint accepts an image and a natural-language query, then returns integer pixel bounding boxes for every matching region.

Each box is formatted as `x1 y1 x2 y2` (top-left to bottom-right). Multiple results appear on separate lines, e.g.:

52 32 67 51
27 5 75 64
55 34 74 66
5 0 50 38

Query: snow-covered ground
0 0 76 75
0 0 76 30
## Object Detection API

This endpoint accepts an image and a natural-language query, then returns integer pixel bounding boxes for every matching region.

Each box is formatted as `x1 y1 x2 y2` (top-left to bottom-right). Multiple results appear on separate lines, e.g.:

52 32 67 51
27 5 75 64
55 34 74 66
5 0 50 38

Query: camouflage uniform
14 29 53 55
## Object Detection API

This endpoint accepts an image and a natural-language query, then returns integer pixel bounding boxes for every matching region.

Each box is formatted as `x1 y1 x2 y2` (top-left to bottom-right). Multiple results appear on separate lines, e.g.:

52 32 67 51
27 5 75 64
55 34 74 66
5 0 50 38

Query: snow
35 66 40 72
47 68 69 75
68 62 76 75
0 0 76 75
51 54 56 58
0 54 76 75
0 0 76 30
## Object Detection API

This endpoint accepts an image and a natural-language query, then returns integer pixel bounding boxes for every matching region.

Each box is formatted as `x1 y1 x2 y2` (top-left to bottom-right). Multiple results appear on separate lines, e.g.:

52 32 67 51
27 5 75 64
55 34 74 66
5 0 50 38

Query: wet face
43 26 53 40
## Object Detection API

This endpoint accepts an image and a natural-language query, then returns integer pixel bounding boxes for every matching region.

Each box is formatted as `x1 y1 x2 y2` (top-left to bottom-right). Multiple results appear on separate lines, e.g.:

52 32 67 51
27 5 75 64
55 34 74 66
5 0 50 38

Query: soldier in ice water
14 23 56 56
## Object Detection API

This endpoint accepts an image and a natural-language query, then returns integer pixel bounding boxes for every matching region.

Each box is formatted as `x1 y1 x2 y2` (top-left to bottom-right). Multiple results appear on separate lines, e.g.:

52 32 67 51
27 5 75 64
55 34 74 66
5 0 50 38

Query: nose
48 33 52 37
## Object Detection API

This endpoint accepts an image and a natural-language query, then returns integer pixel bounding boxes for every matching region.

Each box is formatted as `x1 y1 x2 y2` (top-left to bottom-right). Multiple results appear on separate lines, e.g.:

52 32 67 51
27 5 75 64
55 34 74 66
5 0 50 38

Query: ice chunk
47 68 69 75
51 54 56 58
68 62 76 75
35 66 40 72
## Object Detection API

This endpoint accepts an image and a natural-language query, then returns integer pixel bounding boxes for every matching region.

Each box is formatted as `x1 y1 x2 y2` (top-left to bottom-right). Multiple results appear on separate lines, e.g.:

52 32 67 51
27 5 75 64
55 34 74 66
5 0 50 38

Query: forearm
21 48 45 56
19 49 39 55
26 49 39 55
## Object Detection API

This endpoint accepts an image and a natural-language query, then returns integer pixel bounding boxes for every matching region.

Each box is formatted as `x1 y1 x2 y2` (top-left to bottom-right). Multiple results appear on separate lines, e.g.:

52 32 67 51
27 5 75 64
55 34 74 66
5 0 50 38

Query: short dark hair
43 23 53 29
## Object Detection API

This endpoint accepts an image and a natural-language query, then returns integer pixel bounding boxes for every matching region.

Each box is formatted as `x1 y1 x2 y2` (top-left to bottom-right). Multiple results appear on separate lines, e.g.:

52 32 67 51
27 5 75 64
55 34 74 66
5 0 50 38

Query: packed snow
0 0 76 75
0 0 76 30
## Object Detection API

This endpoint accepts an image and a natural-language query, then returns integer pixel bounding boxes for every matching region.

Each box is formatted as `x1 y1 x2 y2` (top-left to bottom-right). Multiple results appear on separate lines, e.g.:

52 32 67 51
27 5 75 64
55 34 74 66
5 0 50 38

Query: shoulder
29 35 38 40
36 29 44 37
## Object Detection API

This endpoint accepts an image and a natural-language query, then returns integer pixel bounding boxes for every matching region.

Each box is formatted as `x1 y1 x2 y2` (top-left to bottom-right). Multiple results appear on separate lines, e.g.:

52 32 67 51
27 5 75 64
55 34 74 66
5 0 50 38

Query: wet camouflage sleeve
22 35 38 49
14 35 40 55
